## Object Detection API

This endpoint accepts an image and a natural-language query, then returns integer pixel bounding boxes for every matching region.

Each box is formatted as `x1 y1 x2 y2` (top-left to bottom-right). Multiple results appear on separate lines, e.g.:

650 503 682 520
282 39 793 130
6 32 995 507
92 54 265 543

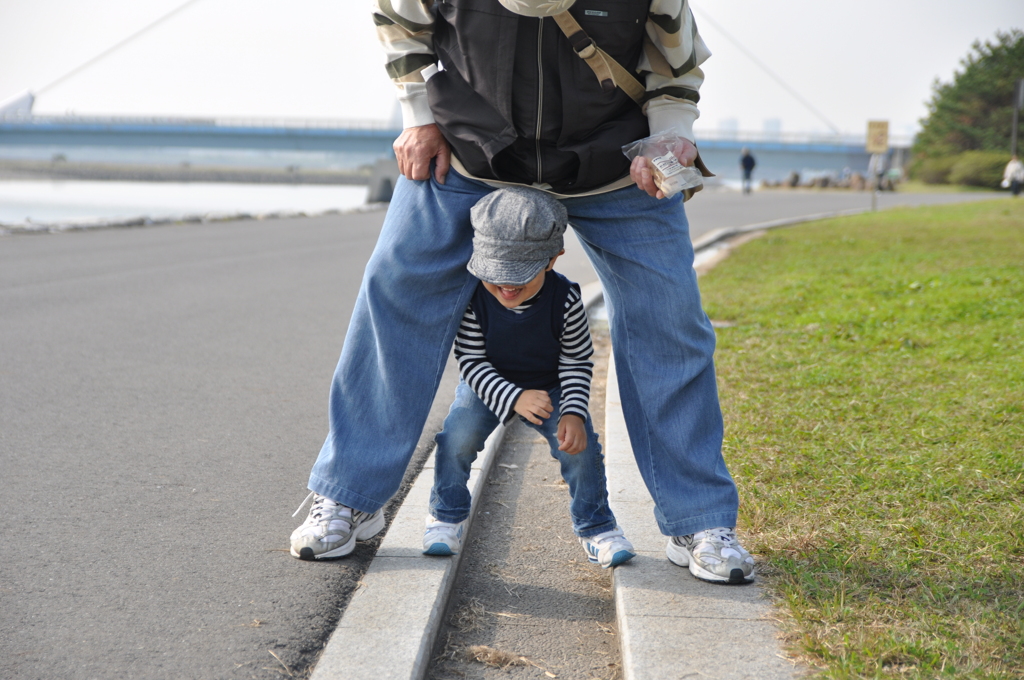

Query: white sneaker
580 527 635 568
666 527 755 584
422 516 465 556
289 493 385 560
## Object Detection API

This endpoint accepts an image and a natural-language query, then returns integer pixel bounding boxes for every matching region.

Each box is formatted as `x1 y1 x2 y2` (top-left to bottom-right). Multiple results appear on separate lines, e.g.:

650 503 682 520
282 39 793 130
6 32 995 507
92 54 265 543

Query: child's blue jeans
429 381 617 538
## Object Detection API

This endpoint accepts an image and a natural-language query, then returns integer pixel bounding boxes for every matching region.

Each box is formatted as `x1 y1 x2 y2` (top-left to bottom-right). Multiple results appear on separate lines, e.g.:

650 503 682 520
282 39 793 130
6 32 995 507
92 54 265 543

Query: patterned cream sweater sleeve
372 0 710 141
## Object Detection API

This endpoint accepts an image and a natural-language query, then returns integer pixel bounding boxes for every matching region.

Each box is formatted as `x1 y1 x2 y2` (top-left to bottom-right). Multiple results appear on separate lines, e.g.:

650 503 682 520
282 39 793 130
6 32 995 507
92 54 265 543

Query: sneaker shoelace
292 491 350 519
294 493 358 540
692 527 737 545
292 492 353 538
292 491 316 517
690 527 747 566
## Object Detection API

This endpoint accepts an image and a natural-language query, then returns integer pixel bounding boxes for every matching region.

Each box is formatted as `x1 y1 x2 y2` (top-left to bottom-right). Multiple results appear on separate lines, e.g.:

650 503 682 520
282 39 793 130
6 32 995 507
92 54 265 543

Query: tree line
911 29 1023 188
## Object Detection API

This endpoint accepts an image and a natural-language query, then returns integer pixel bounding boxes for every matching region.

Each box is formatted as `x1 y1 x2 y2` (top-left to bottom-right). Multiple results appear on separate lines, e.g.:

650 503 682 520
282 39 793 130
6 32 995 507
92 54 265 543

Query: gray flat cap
468 187 568 286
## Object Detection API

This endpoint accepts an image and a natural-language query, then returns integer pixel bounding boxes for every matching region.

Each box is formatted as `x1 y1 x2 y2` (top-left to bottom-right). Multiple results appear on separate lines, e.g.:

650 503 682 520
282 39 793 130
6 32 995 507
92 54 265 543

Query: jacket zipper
534 17 544 184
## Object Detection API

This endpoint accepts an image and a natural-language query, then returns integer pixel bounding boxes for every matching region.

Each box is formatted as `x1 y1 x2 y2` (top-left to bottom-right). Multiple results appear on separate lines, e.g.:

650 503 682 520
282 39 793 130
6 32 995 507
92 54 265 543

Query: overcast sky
1 0 1021 140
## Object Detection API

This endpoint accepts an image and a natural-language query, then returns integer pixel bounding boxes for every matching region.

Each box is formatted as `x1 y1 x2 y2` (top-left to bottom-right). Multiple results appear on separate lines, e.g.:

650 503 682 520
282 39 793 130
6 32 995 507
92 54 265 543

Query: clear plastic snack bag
622 133 703 198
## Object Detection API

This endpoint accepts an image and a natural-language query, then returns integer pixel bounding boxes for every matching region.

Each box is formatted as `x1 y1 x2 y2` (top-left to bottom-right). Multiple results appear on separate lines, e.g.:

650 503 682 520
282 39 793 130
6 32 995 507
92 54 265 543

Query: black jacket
426 0 650 193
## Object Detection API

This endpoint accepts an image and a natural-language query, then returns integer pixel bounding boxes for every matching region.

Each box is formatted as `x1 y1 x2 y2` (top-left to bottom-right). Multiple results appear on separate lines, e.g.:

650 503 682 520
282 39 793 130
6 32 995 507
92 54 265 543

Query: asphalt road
559 187 1001 287
0 188 1001 679
1 212 389 679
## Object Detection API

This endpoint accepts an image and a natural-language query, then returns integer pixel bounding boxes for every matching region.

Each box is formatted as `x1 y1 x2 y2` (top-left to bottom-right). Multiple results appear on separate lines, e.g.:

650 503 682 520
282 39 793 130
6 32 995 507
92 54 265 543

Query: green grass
700 199 1024 679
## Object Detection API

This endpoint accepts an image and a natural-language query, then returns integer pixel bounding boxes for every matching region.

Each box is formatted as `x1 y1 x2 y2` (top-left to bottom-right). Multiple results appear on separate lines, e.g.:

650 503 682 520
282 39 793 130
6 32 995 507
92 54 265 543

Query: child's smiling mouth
497 286 524 300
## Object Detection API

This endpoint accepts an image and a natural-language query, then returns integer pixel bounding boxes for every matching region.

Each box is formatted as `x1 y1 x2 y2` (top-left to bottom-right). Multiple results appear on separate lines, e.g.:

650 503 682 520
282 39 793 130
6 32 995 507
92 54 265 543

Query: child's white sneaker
580 527 635 568
422 516 465 556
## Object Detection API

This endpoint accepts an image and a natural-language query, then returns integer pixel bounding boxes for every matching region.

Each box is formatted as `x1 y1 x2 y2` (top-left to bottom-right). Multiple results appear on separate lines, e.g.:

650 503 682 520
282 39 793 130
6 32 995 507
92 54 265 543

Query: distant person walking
740 148 756 194
1003 155 1024 196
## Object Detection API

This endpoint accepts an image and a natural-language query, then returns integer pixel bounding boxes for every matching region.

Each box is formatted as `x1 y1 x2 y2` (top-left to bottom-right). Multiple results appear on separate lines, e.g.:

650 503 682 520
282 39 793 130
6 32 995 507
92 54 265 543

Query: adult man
290 0 755 584
740 147 756 194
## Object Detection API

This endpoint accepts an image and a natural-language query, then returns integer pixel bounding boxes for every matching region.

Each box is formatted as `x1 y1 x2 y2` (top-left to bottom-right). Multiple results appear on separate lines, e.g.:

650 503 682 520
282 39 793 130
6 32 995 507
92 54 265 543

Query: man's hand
514 389 553 425
394 123 451 184
557 414 587 454
630 137 698 199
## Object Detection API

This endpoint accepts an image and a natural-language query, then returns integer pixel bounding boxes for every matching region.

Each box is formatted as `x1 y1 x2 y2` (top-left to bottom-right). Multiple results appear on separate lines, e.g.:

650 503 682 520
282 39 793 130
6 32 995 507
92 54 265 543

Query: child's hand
557 414 587 454
514 389 553 425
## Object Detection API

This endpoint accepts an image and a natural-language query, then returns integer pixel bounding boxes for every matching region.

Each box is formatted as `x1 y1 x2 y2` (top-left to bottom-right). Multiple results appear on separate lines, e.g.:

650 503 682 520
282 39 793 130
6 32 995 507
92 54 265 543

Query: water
0 145 380 171
0 180 370 228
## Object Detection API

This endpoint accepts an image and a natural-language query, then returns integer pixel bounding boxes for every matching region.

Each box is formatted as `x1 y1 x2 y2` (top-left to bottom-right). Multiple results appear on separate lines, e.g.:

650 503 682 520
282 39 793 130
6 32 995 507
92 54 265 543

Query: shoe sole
586 549 636 569
422 521 464 556
606 549 636 569
666 541 754 585
423 543 457 556
291 510 386 561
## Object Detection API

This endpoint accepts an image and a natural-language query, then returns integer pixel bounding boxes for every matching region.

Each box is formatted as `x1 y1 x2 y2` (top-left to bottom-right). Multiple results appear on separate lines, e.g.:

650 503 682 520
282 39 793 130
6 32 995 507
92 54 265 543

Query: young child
422 187 635 569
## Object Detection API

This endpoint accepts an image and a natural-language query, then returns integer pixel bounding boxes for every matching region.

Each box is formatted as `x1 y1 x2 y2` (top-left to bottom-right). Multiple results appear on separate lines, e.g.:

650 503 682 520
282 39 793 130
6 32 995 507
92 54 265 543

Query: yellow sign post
866 120 889 154
866 121 890 210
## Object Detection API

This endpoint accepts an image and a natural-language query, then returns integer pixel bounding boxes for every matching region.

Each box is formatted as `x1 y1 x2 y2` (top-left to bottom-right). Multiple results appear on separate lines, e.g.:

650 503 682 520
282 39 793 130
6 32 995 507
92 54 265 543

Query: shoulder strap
520 11 715 191
550 11 646 105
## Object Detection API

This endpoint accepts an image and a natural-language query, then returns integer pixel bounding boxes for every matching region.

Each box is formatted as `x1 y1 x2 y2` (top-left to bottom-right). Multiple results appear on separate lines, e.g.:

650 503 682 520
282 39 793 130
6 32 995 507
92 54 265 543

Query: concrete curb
595 211 858 679
309 427 508 680
691 207 869 253
604 355 796 679
309 284 606 680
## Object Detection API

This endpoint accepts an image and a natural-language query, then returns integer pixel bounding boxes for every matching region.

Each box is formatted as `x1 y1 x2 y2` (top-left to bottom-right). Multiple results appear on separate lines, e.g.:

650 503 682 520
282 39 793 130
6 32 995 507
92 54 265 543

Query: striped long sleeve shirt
373 0 711 144
455 284 594 424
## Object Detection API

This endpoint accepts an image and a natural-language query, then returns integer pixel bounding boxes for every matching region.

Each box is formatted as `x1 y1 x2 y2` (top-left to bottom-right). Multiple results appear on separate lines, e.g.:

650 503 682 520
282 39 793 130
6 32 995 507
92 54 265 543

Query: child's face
482 252 562 309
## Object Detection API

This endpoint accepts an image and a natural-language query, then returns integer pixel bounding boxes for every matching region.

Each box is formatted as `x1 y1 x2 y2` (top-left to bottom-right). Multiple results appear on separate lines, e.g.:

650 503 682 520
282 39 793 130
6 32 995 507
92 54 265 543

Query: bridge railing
0 113 401 131
692 127 915 148
212 117 400 131
3 114 915 146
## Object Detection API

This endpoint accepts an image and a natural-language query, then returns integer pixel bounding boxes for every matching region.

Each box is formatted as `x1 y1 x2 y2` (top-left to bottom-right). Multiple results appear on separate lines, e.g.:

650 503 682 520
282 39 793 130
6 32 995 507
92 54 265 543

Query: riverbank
0 158 369 185
0 179 376 233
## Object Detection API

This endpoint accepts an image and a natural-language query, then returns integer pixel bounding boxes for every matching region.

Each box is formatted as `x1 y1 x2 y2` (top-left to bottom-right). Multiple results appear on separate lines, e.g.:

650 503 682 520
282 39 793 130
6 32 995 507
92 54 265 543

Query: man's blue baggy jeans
430 382 617 539
309 168 739 537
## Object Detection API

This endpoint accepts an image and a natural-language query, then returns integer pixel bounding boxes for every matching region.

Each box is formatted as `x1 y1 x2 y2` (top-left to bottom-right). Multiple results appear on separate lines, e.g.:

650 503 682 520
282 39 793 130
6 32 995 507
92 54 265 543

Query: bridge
0 0 914 186
0 115 399 156
0 114 912 183
692 130 912 182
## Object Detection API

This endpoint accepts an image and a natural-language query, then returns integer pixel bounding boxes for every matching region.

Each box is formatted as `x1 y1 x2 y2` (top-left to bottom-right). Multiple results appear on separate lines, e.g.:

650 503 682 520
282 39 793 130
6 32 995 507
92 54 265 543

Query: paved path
0 190 1001 679
1 213 393 679
559 188 1000 287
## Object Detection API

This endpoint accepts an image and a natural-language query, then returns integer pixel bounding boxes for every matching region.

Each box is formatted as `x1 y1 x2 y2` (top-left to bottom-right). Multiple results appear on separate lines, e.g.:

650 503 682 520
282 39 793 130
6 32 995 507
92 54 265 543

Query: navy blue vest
471 270 575 391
